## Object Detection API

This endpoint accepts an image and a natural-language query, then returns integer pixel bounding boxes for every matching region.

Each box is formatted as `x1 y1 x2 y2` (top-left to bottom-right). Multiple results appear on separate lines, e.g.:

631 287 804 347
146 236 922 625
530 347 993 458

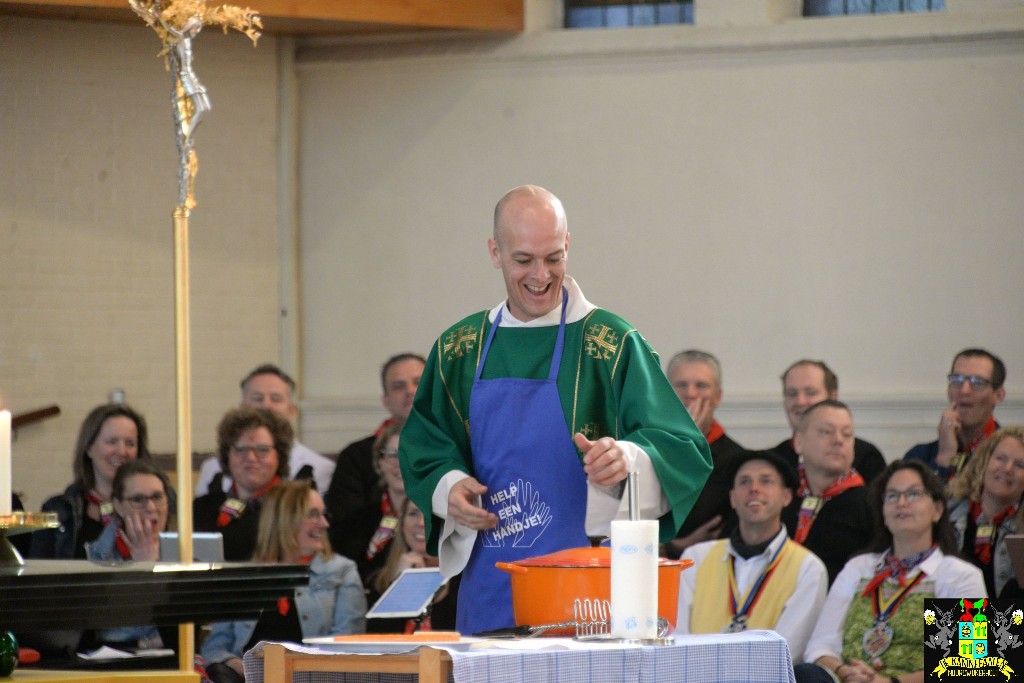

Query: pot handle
494 561 528 575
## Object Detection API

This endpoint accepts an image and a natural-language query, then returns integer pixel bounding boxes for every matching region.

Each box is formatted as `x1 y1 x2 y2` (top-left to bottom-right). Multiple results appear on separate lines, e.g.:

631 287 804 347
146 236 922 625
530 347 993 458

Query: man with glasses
195 364 335 495
904 348 1006 481
782 399 873 585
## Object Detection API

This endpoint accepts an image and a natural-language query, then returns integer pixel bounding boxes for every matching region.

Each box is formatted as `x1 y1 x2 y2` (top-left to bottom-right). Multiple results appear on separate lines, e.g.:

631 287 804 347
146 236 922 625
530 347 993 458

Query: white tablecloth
242 630 796 683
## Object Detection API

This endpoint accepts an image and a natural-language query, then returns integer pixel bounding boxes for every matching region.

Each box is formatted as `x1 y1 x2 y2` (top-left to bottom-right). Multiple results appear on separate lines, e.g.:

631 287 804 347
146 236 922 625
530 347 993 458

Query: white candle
0 410 11 516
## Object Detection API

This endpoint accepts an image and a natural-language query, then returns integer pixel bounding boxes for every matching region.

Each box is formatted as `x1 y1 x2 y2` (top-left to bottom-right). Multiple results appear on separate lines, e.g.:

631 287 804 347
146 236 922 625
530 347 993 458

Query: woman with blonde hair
947 425 1024 599
201 480 366 683
366 497 457 634
334 421 406 581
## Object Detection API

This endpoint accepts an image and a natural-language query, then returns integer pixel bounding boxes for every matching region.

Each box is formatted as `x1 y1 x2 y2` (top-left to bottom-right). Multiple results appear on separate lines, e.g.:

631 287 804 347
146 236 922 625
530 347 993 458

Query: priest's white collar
488 276 596 327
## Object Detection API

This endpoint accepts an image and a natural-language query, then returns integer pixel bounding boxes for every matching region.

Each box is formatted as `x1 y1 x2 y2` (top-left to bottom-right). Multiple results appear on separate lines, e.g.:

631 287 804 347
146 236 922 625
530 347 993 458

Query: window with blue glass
804 0 945 16
565 1 694 29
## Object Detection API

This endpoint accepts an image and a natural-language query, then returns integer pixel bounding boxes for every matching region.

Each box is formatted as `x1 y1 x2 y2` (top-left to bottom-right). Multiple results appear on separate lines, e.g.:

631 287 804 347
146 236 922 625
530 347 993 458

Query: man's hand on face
685 396 714 436
447 476 499 530
935 402 961 467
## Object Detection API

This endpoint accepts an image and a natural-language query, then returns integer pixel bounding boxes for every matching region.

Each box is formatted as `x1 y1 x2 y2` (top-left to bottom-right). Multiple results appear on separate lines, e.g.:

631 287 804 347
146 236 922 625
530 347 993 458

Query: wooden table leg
418 646 448 683
264 642 289 683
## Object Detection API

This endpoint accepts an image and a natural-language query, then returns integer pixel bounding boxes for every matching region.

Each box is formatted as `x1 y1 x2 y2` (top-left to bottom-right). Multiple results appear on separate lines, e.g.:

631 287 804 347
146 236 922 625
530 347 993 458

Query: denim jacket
201 552 366 664
84 522 163 647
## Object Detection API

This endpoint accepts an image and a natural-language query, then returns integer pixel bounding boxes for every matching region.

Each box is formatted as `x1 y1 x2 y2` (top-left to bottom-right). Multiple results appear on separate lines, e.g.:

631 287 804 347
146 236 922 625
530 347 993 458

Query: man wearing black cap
675 450 827 664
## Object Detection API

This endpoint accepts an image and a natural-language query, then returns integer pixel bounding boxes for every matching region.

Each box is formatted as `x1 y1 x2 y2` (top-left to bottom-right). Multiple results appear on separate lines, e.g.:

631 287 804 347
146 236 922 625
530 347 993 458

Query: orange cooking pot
495 546 692 633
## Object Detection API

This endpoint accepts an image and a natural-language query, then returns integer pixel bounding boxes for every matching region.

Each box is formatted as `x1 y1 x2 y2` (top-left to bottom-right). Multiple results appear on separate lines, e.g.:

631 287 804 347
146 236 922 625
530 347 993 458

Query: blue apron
457 288 590 634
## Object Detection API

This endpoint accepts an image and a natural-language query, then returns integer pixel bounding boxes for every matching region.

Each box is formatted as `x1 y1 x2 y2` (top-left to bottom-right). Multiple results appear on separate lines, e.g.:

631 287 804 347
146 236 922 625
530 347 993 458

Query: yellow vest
690 538 808 632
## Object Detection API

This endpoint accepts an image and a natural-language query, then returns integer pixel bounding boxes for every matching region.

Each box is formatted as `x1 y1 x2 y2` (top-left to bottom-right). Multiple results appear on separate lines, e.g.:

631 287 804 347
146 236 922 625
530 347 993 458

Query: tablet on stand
367 567 447 620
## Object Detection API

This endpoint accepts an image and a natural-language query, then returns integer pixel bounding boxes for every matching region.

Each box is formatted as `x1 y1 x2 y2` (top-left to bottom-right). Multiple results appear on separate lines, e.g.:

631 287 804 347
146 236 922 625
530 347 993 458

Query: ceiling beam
0 0 525 35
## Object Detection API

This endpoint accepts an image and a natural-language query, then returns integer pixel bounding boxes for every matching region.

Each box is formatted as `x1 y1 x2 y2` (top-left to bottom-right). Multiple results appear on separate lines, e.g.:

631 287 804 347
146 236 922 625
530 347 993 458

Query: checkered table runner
243 630 795 683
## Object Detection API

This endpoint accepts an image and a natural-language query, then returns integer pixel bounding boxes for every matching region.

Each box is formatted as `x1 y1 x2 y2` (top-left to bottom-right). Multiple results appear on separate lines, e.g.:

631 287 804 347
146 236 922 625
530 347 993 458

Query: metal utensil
627 470 639 521
475 620 578 639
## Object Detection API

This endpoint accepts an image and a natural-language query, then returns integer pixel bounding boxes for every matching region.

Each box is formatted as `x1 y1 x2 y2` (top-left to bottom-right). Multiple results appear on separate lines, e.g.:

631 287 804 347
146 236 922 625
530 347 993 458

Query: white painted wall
294 8 1024 456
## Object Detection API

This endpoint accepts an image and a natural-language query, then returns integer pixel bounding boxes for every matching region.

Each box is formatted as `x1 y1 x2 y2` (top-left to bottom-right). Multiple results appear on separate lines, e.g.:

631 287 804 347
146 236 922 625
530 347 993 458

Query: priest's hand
574 433 630 487
448 476 498 530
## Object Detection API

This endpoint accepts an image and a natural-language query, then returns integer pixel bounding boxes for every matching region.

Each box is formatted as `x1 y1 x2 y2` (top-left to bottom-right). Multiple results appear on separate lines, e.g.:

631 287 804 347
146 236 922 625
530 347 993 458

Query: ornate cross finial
130 0 261 210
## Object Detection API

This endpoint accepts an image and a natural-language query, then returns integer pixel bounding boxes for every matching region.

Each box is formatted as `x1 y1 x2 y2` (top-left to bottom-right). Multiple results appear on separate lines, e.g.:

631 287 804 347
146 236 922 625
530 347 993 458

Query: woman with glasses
795 460 984 683
87 460 172 562
193 406 291 560
947 426 1024 599
79 460 176 654
201 480 366 683
366 498 458 634
30 403 152 560
335 421 406 582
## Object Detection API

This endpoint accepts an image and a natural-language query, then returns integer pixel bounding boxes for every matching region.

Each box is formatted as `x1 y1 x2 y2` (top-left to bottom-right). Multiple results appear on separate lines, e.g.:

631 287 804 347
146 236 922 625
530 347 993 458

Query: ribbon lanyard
728 539 788 623
794 497 823 544
868 569 926 622
86 489 114 525
972 501 1017 564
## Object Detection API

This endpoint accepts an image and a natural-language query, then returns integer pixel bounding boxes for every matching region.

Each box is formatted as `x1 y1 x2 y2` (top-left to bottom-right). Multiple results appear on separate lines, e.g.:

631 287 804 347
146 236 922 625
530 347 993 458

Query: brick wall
0 16 282 508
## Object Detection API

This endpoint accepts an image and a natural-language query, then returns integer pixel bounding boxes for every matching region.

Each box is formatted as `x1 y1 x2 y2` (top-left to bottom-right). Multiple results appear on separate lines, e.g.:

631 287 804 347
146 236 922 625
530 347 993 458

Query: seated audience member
947 426 1024 599
87 460 171 563
339 422 405 581
196 364 334 495
774 360 886 485
784 400 874 584
194 407 291 561
676 450 827 662
19 460 176 665
84 460 174 652
30 404 151 559
795 460 985 683
201 480 366 683
905 348 1005 482
366 498 458 634
325 353 424 558
664 350 744 558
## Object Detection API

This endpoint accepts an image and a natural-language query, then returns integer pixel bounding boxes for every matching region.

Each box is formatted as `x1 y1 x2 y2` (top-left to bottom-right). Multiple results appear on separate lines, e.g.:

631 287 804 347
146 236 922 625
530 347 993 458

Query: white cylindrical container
610 519 659 639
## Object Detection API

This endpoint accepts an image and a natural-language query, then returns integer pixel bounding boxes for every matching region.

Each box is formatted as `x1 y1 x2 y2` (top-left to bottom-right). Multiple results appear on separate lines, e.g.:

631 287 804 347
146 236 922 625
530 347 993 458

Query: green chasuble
400 305 712 554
